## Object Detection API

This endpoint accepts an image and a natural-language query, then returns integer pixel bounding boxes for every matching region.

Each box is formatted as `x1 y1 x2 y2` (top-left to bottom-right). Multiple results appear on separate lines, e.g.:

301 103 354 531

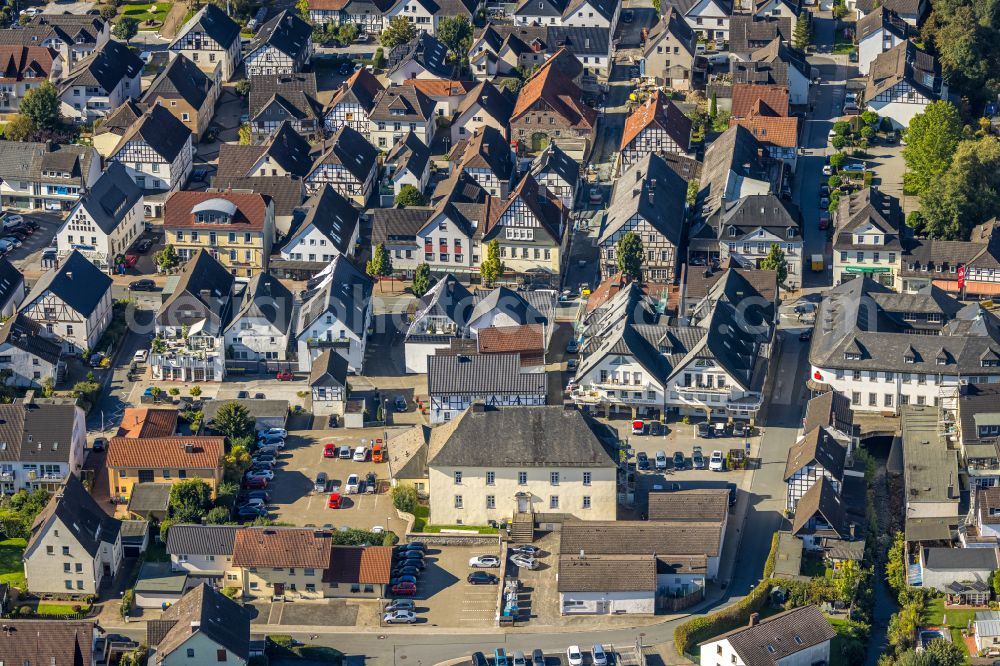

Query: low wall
404 532 502 546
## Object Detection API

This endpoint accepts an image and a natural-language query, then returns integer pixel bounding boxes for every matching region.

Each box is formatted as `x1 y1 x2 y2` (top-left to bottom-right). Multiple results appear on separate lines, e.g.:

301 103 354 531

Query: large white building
224 272 293 362
58 40 142 123
295 255 373 373
865 41 947 130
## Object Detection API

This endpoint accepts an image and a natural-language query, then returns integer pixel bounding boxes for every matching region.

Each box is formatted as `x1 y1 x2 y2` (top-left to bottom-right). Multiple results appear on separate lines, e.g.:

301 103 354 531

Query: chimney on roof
472 402 485 413
23 390 34 406
65 271 73 280
849 523 856 540
200 288 211 301
757 148 764 159
191 621 201 629
749 612 760 627
184 442 193 454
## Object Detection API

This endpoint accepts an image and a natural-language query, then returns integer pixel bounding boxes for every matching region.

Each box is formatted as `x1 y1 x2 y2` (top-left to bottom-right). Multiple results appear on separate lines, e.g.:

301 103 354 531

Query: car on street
592 644 609 666
257 433 285 448
392 565 422 578
92 437 106 451
794 302 817 316
567 646 584 666
655 450 667 470
246 468 274 480
323 444 336 458
727 482 738 507
397 542 426 552
842 163 867 173
511 651 527 666
339 445 351 459
649 421 664 436
238 390 249 399
471 653 489 666
396 555 425 568
128 279 155 291
566 339 578 353
133 349 148 363
800 329 813 342
345 474 359 494
276 370 294 381
819 213 831 230
260 428 287 438
383 610 416 624
819 196 829 208
567 358 578 372
384 599 415 612
469 555 501 568
136 238 153 253
637 451 650 470
243 489 270 503
632 420 645 435
672 451 686 469
237 505 267 519
589 186 603 204
844 92 859 113
532 650 544 666
468 571 499 584
390 582 416 595
390 574 418 587
709 450 725 472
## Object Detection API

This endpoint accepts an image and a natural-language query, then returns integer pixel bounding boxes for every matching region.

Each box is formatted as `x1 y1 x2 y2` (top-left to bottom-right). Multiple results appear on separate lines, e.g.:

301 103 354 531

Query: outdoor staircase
509 512 534 543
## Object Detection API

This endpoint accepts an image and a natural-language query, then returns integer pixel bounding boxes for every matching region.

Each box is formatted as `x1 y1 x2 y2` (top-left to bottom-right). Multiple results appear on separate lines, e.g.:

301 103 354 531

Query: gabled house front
368 83 437 149
280 185 360 264
296 255 374 372
529 142 579 210
306 125 379 204
245 10 313 78
224 272 293 362
641 7 697 89
216 122 314 182
248 72 324 143
0 45 63 115
664 0 733 44
865 40 947 130
448 125 516 198
619 90 692 171
716 193 803 288
16 13 109 67
386 32 453 85
309 349 350 416
451 80 515 144
141 54 218 142
147 583 250 666
109 104 195 199
509 49 596 154
0 140 101 212
857 6 908 76
323 68 385 138
20 250 112 354
58 39 142 123
24 474 122 596
0 395 86 494
384 131 431 197
0 315 61 390
784 426 848 511
168 3 242 83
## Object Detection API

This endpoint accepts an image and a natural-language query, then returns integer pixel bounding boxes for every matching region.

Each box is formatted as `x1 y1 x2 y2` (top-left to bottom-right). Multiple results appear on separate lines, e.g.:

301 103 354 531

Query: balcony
27 470 65 481
572 387 658 405
0 470 13 481
306 337 351 349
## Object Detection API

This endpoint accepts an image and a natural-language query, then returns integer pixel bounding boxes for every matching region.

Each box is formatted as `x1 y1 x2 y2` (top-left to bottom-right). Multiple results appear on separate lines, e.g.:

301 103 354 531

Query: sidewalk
157 2 190 40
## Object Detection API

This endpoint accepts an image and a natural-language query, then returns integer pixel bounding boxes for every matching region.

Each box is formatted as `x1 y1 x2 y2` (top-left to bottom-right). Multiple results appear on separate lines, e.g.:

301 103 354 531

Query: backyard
921 596 976 660
118 1 170 25
0 538 25 589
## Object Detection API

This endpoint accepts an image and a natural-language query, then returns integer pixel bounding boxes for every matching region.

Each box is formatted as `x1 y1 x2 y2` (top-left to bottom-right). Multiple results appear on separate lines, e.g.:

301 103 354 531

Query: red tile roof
308 0 350 9
730 84 790 118
116 408 178 438
163 191 270 231
511 49 596 130
620 91 692 152
730 112 799 148
477 324 544 354
404 79 476 98
322 546 392 584
106 437 224 470
233 527 334 568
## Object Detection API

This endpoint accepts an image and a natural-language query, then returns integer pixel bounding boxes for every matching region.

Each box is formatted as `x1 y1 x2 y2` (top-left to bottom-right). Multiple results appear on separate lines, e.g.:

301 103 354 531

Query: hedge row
674 532 780 657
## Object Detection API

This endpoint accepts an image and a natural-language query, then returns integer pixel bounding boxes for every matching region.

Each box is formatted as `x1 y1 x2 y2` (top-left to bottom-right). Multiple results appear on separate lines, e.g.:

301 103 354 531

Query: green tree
112 16 138 43
205 506 232 524
223 443 252 483
437 15 472 61
234 79 251 97
411 262 432 297
829 152 846 169
372 47 386 70
336 22 360 45
390 484 418 513
885 531 907 594
366 243 393 290
238 123 252 145
4 114 33 141
903 100 963 195
189 385 201 397
920 135 1000 239
792 10 811 50
99 5 118 21
394 184 427 207
833 559 864 603
380 16 416 48
708 92 717 120
921 2 1000 111
19 81 61 132
686 179 699 206
295 0 310 20
887 599 921 651
615 231 643 280
479 238 504 287
168 479 213 523
861 110 880 127
155 244 179 271
759 244 788 285
922 638 965 666
40 376 54 398
0 508 27 540
210 401 255 440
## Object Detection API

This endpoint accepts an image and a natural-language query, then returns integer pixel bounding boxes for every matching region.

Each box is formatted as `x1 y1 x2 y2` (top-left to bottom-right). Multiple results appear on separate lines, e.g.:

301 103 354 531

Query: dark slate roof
856 0 921 16
601 152 688 248
469 286 548 327
388 32 453 79
923 547 1000 571
149 584 250 661
729 15 792 55
0 398 83 465
217 122 313 179
546 26 610 57
27 14 106 44
451 125 514 182
156 250 235 332
698 605 835 665
289 184 360 256
530 142 579 188
60 39 141 94
698 124 771 221
308 349 349 387
409 274 475 330
248 72 323 127
76 161 142 235
0 256 23 308
428 352 546 396
428 405 615 468
166 524 242 556
24 249 111 318
209 176 306 219
142 54 213 110
749 37 810 79
559 519 723 556
834 187 903 251
249 10 311 60
0 620 95 666
557 554 656 593
228 272 293 335
802 391 855 436
514 0 569 18
857 5 909 41
111 104 192 163
372 207 432 247
716 193 801 240
386 131 431 181
0 314 59 366
647 489 729 522
0 140 95 187
172 3 241 49
26 474 121 559
370 84 436 122
865 40 943 101
562 0 615 22
457 80 514 124
96 99 143 137
296 255 373 339
310 125 378 183
790 475 849 538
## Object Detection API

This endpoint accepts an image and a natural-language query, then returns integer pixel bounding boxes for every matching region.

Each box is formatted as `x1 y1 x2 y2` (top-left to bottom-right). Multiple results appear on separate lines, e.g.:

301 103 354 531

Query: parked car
260 428 287 438
365 472 377 493
469 555 501 568
637 451 650 470
353 445 367 461
244 476 268 489
276 370 294 381
566 646 584 666
390 574 418 586
842 163 867 173
649 421 664 436
383 610 416 624
696 422 712 438
510 554 538 570
471 652 489 666
672 451 686 469
238 390 249 399
133 349 148 363
128 279 155 291
819 213 831 230
92 437 106 452
345 474 359 494
372 440 384 462
395 556 425 569
709 450 725 472
495 649 509 666
338 445 351 459
396 542 426 552
314 472 328 492
621 9 633 21
392 565 422 578
727 482 738 507
323 444 336 458
592 644 609 666
692 446 705 469
654 450 667 470
819 196 829 208
468 571 499 585
390 582 417 595
384 599 415 612
244 489 270 503
511 545 540 557
632 420 645 435
532 649 544 666
565 339 578 353
399 549 425 561
799 329 813 342
246 469 274 481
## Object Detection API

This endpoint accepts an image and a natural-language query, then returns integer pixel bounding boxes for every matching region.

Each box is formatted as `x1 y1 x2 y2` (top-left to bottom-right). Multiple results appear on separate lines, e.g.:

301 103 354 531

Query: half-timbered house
323 68 384 138
280 185 360 264
108 104 194 198
306 125 378 204
382 0 482 36
528 142 579 210
216 122 314 182
619 90 692 171
600 152 693 283
249 72 324 142
245 11 313 78
481 173 567 280
20 250 113 354
295 255 373 373
368 84 436 149
169 3 242 83
308 0 393 34
58 40 142 123
140 54 218 142
864 40 946 130
447 125 516 198
55 162 144 270
784 426 849 511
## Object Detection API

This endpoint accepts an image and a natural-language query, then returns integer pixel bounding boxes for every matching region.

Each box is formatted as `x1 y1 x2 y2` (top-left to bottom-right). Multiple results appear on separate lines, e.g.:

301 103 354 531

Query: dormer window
729 226 737 237
904 355 915 364
787 227 796 238
844 351 861 360
856 235 864 244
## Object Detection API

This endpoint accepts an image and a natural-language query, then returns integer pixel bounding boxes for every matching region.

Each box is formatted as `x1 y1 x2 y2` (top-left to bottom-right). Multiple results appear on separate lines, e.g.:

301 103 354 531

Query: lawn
119 1 170 25
268 635 343 664
35 602 91 616
144 539 170 563
411 505 428 532
0 538 26 590
921 596 979 629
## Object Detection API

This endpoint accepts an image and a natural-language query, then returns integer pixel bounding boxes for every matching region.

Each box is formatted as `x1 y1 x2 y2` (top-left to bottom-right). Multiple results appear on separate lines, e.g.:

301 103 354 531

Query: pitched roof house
58 39 142 123
619 90 692 169
865 40 946 129
168 3 242 82
249 72 324 142
306 125 379 204
148 583 250 665
698 605 835 666
141 54 218 140
109 103 195 197
323 68 385 138
510 49 596 153
245 10 313 77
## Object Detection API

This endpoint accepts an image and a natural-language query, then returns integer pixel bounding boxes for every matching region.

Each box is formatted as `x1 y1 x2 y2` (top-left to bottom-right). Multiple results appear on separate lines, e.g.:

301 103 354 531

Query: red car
818 213 831 230
391 582 417 595
123 255 138 268
327 492 341 509
244 476 268 489
276 370 294 381
323 443 336 458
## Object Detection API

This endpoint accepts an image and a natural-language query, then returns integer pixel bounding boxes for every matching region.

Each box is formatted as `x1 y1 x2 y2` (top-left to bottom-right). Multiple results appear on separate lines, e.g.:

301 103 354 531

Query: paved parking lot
396 543 502 627
267 428 410 536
